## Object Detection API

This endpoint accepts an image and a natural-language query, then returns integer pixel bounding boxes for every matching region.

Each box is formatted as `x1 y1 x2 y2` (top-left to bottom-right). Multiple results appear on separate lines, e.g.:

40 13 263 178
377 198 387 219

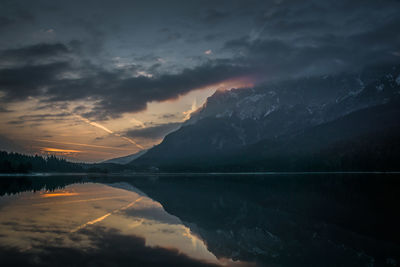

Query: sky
0 0 399 162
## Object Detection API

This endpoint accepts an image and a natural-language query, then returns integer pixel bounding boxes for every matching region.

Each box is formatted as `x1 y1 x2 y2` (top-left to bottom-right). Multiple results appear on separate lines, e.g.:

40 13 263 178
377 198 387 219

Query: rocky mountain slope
131 64 400 171
103 150 148 165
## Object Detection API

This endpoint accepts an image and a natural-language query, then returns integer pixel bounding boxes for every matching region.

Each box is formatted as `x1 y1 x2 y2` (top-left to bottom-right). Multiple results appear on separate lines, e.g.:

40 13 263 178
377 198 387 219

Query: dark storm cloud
0 16 13 29
201 8 231 24
203 33 223 42
84 62 249 119
0 41 250 119
158 28 182 42
222 0 400 78
0 61 71 101
126 122 181 140
0 43 70 65
133 54 161 62
0 0 399 120
0 0 35 30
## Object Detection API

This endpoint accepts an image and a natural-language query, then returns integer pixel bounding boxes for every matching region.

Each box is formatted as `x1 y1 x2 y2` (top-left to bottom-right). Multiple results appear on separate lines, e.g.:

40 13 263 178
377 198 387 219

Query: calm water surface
0 174 399 266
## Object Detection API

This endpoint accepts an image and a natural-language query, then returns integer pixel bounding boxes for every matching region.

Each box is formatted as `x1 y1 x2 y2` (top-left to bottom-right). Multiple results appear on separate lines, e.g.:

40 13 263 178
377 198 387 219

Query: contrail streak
78 116 114 134
32 196 131 206
75 115 144 149
70 197 144 233
35 139 133 151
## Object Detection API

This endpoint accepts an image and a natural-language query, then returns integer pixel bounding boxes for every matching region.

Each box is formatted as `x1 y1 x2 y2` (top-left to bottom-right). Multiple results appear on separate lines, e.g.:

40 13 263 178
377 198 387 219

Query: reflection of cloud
0 182 256 267
32 196 130 207
129 218 144 229
123 206 181 225
0 226 224 267
183 227 198 249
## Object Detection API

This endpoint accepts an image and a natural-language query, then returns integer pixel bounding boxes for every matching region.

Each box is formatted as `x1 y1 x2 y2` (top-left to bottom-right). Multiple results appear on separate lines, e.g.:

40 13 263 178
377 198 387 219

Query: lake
0 173 399 266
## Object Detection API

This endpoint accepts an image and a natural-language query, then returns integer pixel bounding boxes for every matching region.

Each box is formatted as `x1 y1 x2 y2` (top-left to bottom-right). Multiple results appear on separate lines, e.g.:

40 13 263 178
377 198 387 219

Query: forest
0 151 84 173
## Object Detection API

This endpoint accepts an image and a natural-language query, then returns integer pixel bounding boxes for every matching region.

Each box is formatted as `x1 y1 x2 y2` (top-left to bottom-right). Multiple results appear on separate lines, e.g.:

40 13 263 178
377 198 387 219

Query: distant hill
102 150 148 164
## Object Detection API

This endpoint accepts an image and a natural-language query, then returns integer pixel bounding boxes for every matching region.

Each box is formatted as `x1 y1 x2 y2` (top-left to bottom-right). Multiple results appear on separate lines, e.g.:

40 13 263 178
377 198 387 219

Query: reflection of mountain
109 174 400 266
2 174 400 266
131 64 400 171
0 180 225 267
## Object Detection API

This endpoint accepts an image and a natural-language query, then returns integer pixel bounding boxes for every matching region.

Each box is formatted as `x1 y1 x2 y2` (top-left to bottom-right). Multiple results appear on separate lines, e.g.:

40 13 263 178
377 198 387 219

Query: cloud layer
0 0 399 121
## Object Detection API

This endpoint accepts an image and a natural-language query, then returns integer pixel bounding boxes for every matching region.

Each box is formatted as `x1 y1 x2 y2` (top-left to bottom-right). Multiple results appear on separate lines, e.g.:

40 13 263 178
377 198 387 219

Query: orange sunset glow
1 1 399 266
0 77 254 162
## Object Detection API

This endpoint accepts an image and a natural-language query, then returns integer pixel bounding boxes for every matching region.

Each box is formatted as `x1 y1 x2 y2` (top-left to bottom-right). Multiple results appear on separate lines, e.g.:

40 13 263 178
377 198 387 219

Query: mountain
131 64 400 171
102 150 148 164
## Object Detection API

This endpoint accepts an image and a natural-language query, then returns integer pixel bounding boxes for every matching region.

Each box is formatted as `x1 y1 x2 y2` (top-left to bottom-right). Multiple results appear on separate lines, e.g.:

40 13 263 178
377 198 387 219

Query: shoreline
1 171 400 177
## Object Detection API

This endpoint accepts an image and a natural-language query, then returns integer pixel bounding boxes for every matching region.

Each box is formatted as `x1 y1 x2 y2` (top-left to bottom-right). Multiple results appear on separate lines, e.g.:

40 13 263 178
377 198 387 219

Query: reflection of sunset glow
163 76 255 105
179 77 254 120
32 196 131 206
210 77 254 92
41 192 79 198
182 227 199 248
191 76 254 94
71 212 112 233
0 75 254 162
0 183 254 266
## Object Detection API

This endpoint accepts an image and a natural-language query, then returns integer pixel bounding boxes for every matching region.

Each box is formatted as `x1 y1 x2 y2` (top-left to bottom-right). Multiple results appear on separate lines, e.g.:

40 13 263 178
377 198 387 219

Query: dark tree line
0 151 84 173
0 176 85 196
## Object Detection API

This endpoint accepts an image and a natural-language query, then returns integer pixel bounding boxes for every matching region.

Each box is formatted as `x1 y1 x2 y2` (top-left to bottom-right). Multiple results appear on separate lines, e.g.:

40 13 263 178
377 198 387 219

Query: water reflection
1 174 400 266
98 174 400 267
0 182 252 266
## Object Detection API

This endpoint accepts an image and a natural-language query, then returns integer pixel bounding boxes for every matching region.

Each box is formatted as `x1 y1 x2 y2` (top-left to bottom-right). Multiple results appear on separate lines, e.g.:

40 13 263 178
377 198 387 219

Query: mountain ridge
130 64 400 172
